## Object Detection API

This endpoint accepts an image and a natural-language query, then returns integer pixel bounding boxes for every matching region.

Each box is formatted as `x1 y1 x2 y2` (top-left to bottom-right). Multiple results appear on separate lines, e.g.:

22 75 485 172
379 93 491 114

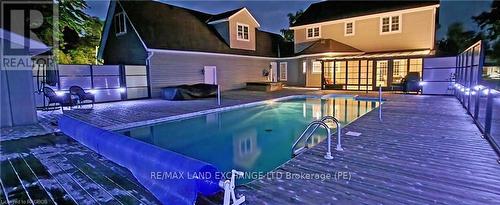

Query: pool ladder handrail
291 116 343 160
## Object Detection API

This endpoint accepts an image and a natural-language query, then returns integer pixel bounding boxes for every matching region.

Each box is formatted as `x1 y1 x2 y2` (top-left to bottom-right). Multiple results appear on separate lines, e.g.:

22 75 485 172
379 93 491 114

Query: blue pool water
121 96 378 184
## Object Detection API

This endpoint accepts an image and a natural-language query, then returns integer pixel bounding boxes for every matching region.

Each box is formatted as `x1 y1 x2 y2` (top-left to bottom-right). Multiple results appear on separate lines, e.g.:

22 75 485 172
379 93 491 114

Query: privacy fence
453 41 500 158
33 64 149 107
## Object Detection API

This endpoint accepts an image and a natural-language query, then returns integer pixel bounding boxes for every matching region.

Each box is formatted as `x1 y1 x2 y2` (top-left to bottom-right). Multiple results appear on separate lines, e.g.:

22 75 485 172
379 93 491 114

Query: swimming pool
121 96 379 184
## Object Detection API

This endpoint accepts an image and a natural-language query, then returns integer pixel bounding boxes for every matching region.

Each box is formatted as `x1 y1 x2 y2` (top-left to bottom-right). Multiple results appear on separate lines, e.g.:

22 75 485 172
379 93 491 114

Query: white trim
306 26 321 39
208 8 261 28
236 23 250 41
290 5 439 30
97 0 117 59
344 21 355 36
147 48 365 60
114 12 127 36
380 14 402 35
116 1 148 50
302 61 307 74
279 62 288 81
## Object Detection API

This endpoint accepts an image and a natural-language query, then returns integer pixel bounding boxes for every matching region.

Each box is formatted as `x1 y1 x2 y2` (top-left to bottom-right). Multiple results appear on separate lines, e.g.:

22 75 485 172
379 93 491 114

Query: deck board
236 94 500 204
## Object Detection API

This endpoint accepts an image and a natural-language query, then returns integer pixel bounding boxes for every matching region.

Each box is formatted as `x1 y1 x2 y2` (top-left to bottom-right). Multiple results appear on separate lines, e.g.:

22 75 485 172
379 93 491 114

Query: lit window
312 61 322 73
114 12 127 36
306 26 320 39
345 22 354 36
237 23 249 41
279 62 287 81
381 15 401 34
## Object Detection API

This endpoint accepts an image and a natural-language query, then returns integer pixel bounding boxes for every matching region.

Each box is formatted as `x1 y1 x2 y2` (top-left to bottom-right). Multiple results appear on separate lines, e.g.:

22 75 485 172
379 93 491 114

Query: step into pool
120 96 379 184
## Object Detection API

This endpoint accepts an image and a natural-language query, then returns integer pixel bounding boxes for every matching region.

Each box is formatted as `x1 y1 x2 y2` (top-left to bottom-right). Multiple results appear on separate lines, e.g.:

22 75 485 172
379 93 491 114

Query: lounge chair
69 86 95 108
43 87 76 110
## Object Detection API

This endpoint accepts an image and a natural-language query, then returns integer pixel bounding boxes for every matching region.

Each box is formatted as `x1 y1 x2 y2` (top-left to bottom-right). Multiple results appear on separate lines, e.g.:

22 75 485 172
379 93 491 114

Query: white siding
149 52 273 97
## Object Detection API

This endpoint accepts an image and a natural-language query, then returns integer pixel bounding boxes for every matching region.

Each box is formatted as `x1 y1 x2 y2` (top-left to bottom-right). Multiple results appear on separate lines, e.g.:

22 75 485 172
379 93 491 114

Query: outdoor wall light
419 81 426 86
55 91 65 96
118 88 126 93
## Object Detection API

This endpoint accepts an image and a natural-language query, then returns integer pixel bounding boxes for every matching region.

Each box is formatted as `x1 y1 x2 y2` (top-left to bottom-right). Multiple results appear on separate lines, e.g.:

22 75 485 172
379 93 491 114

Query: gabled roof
208 8 243 22
207 7 261 27
292 0 440 27
298 39 363 55
98 0 280 58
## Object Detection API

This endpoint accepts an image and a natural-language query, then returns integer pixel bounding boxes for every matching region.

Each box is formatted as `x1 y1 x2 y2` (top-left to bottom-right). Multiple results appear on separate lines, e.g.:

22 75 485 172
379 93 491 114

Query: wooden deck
3 90 499 204
235 94 500 204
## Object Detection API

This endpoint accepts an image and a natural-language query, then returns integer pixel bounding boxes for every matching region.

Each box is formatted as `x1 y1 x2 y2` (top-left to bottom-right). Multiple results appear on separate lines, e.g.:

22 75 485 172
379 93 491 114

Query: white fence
33 64 149 107
421 57 456 95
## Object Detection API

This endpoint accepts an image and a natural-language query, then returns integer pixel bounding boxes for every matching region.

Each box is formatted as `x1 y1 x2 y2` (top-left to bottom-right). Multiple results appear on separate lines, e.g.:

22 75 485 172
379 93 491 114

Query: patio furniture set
43 86 95 110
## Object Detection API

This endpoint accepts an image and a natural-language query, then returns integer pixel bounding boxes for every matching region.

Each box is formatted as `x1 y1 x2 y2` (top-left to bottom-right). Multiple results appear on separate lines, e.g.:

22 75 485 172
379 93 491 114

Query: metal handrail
291 116 342 160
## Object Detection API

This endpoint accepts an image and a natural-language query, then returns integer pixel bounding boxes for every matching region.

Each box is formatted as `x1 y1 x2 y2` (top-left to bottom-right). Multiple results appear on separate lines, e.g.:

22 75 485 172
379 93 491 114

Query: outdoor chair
69 86 95 108
43 87 76 110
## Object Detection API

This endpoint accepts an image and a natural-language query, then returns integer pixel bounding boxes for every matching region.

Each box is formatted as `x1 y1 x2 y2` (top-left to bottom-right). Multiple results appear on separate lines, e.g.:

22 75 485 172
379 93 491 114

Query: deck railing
453 41 500 161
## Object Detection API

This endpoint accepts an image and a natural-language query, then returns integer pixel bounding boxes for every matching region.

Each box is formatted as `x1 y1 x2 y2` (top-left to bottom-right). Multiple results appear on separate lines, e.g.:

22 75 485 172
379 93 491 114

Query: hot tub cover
161 83 218 100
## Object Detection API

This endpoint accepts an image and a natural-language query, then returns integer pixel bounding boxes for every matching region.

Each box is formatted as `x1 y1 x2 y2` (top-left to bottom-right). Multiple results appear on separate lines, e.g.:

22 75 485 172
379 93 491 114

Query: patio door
270 62 278 82
376 60 388 87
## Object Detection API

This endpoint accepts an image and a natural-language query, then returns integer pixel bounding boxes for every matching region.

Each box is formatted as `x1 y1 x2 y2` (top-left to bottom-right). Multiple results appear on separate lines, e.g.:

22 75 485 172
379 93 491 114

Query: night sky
84 0 494 40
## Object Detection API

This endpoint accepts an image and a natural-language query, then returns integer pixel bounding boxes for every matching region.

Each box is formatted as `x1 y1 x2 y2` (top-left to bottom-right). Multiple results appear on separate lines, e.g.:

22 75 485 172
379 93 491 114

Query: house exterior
98 0 293 97
286 0 440 90
98 0 440 95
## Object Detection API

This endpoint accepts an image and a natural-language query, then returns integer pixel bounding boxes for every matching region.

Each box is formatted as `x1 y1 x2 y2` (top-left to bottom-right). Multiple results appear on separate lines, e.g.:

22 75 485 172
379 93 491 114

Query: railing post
484 90 493 135
217 85 221 106
336 125 343 151
324 126 333 160
379 86 382 121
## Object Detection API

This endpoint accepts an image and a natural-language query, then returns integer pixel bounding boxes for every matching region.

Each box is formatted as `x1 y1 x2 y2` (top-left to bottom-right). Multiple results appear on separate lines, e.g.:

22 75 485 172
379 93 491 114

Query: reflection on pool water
121 97 379 184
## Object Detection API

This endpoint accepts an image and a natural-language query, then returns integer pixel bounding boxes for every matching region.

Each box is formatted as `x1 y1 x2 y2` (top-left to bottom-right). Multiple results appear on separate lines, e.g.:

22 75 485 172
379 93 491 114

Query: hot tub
246 82 283 92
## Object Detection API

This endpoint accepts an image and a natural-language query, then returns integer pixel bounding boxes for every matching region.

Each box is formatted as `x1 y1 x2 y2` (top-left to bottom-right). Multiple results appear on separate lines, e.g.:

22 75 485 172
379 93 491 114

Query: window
376 60 388 86
306 26 320 39
302 61 307 74
409 58 423 78
391 16 400 31
312 61 322 73
279 62 287 81
345 22 354 36
392 59 408 83
381 15 401 34
334 61 346 85
114 12 127 36
237 23 249 41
